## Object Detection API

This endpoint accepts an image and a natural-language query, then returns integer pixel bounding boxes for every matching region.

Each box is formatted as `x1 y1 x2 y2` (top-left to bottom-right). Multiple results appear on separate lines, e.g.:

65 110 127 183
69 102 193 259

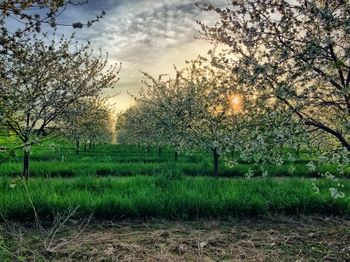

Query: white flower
261 167 268 177
23 142 31 153
323 172 335 180
312 183 319 194
329 188 345 199
306 161 316 172
245 168 254 179
288 165 295 175
226 159 238 168
199 242 207 248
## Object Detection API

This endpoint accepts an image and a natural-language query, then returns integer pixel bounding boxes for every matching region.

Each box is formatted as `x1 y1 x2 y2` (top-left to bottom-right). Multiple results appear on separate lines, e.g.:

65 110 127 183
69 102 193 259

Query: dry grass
2 216 350 261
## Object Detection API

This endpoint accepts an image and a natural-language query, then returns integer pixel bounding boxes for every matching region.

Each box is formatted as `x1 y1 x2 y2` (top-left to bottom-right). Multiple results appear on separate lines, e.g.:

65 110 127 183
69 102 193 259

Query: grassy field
0 141 349 221
1 141 350 261
0 176 349 220
0 141 347 178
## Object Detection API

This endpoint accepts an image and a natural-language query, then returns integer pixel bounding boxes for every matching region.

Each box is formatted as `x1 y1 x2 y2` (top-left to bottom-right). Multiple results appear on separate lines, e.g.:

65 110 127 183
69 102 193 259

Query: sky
53 0 227 112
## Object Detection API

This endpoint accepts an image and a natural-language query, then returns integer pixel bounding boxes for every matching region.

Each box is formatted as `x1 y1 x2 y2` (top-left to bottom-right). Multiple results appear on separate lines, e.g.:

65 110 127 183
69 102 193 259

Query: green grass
1 141 349 221
0 176 349 221
0 160 341 178
0 142 347 178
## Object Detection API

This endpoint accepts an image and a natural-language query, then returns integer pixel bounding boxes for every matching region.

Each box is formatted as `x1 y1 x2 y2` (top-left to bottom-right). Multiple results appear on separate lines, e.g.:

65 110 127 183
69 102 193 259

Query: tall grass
0 143 347 178
0 160 345 178
0 143 350 177
0 176 349 221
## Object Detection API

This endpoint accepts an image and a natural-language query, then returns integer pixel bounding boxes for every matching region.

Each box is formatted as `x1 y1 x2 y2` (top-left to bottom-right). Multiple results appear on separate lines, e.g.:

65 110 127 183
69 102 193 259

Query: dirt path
2 216 350 261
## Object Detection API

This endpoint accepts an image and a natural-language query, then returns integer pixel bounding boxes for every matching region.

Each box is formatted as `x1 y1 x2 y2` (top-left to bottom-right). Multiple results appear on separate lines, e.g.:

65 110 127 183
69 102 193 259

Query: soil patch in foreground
2 216 350 261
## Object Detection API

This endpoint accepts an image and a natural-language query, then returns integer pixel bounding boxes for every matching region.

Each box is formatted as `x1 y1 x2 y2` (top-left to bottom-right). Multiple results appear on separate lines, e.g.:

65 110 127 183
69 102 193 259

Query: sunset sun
229 94 242 111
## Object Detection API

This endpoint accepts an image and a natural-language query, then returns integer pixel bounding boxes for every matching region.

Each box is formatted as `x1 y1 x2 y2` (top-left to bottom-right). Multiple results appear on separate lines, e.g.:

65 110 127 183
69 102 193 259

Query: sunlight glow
229 94 242 111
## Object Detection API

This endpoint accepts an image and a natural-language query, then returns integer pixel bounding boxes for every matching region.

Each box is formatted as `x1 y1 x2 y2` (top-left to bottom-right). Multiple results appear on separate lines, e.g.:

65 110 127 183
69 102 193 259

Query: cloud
54 0 228 111
72 1 201 58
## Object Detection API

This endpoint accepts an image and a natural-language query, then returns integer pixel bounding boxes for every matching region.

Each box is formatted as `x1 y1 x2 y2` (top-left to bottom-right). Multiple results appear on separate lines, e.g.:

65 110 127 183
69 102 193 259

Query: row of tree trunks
144 146 179 162
21 138 96 179
144 145 220 177
21 143 219 179
75 140 96 155
145 146 179 161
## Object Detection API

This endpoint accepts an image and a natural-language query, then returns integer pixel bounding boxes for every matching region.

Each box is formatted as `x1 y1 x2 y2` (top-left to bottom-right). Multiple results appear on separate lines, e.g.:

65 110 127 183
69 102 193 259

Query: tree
61 96 114 154
136 72 188 160
120 57 251 176
199 0 350 158
0 0 105 156
171 57 247 176
116 102 162 156
0 36 120 178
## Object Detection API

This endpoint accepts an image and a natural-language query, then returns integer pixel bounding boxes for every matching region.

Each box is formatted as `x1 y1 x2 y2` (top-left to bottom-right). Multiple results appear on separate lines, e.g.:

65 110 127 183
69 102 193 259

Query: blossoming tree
61 96 115 154
0 36 120 178
199 0 350 158
118 57 255 176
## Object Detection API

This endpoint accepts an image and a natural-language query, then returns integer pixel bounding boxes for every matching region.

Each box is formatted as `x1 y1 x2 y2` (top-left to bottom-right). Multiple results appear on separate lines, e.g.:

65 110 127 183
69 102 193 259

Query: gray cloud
54 0 228 111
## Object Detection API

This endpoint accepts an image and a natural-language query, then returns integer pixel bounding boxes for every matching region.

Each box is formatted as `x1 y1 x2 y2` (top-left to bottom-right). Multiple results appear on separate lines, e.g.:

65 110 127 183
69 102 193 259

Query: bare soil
2 216 350 261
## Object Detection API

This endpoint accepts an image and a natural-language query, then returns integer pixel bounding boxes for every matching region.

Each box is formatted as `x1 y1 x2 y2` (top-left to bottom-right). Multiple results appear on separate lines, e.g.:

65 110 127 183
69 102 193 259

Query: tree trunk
147 145 150 153
296 144 301 159
213 148 219 177
76 140 80 155
84 140 87 151
158 146 161 157
89 140 92 149
175 151 178 162
23 148 30 180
